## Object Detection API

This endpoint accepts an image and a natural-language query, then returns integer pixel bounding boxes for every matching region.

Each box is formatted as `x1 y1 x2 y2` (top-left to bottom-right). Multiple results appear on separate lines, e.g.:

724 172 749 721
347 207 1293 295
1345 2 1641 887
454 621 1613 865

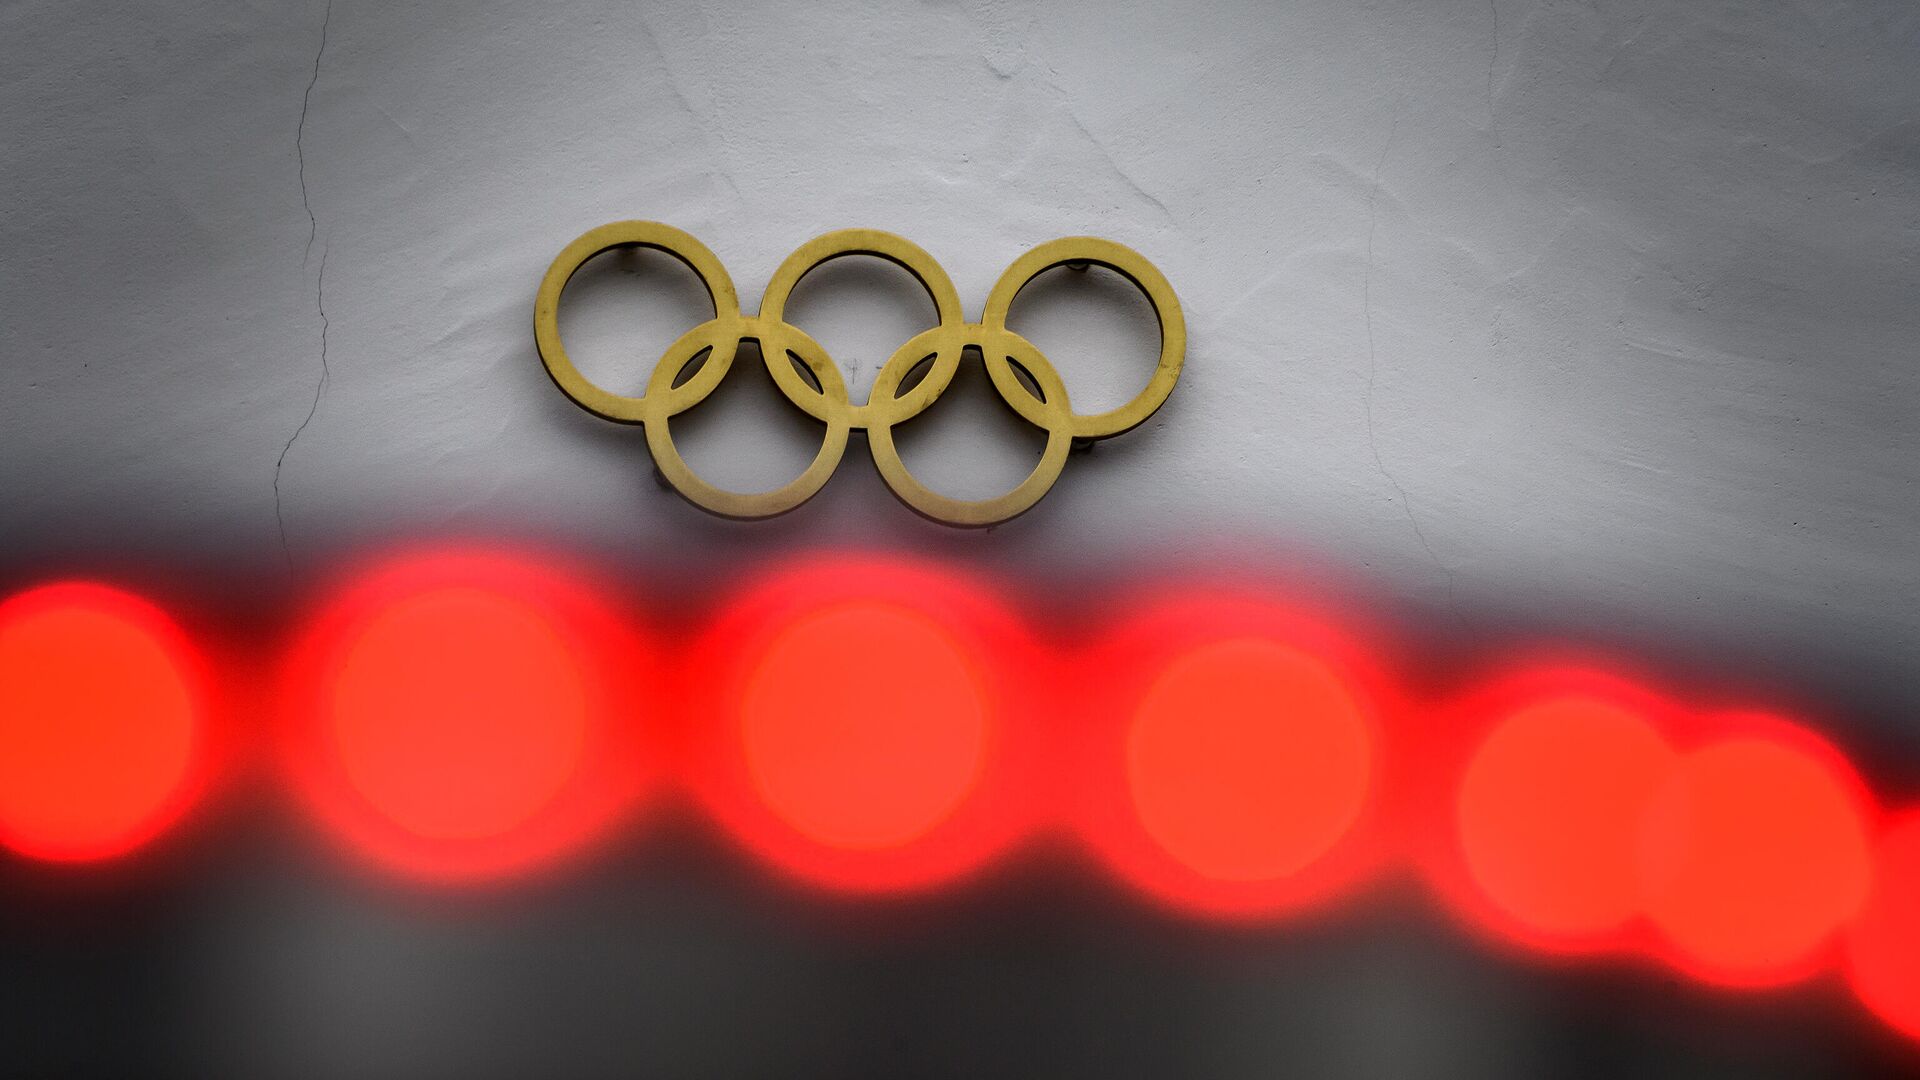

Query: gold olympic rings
534 221 1184 527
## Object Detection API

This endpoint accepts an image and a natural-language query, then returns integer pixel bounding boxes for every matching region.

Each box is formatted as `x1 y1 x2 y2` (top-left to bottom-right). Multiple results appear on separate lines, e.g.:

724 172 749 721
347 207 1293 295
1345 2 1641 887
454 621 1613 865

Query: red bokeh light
741 603 988 851
681 556 1042 895
1130 640 1372 881
279 548 652 884
1458 695 1677 947
1638 714 1875 988
1845 809 1920 1042
7 551 1920 1044
0 582 208 863
1071 591 1395 920
1419 666 1682 957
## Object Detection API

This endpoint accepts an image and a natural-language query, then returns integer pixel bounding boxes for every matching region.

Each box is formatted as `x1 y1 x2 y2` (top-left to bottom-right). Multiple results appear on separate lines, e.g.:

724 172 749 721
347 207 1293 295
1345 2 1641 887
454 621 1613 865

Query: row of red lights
0 547 1916 1043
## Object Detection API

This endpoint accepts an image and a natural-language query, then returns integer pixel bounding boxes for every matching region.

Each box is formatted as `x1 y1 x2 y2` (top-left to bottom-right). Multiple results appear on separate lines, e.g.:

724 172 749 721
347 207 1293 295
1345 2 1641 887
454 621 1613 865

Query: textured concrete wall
3 1 1918 1075
7 0 1917 726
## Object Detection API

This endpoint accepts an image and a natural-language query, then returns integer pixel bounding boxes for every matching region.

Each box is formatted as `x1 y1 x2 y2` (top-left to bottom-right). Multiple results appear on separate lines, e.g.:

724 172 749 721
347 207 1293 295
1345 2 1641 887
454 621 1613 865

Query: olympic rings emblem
534 222 1184 527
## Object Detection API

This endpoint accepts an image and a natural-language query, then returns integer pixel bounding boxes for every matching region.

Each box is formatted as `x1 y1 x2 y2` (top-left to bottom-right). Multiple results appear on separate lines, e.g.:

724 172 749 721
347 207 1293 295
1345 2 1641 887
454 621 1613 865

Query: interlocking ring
534 221 1184 527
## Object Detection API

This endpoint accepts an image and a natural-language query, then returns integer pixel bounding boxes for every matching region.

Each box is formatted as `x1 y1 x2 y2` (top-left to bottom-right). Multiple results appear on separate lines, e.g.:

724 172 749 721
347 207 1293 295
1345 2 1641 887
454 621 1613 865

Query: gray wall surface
3 1 1918 1076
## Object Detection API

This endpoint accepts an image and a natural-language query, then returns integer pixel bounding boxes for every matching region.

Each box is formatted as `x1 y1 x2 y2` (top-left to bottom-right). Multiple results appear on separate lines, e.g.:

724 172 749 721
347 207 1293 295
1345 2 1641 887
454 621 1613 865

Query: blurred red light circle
1412 666 1686 959
1129 639 1373 881
330 588 588 840
282 549 649 883
1639 720 1874 987
685 556 1039 895
0 583 207 862
1455 695 1677 947
1074 593 1394 920
1845 809 1920 1043
741 602 988 851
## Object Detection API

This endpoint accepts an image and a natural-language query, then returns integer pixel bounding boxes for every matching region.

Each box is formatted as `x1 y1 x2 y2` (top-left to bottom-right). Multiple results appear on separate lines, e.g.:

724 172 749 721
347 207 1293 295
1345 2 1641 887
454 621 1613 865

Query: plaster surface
3 2 1918 1075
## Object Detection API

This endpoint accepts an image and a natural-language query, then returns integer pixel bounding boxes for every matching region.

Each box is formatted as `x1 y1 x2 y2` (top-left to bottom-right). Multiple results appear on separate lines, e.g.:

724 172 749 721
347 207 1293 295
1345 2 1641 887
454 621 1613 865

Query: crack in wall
277 0 333 577
634 11 743 205
1024 55 1178 232
296 1 330 264
274 243 328 574
1361 109 1466 627
1058 95 1177 229
1487 0 1501 148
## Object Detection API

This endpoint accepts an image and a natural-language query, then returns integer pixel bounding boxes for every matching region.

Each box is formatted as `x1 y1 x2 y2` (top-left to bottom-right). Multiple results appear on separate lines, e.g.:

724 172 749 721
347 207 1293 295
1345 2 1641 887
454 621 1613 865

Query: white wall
9 3 1918 736
6 3 1920 1075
